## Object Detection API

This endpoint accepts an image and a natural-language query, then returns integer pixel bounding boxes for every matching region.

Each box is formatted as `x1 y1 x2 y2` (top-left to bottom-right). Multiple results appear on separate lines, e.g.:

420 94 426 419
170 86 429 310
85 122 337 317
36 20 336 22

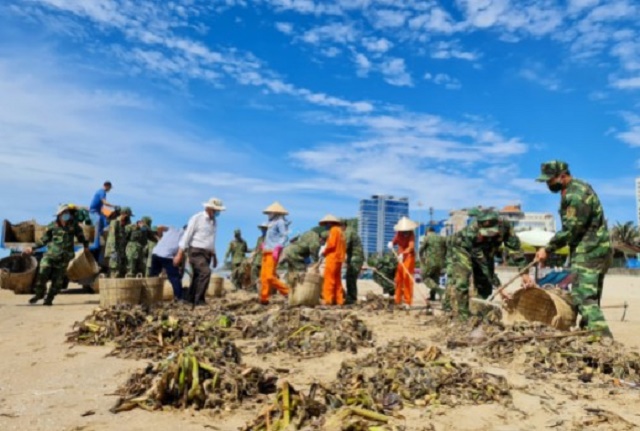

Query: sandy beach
1 271 639 431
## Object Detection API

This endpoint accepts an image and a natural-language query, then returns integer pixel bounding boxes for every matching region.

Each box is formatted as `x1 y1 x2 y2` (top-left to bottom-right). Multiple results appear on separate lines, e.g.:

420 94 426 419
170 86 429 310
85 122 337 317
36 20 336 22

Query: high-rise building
358 195 409 256
636 178 640 227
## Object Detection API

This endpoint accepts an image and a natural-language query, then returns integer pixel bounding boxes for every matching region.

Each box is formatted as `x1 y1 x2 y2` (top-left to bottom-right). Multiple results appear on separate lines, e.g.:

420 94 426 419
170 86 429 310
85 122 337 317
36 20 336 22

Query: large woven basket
0 255 38 294
162 280 174 301
99 276 143 307
206 275 225 298
141 277 164 306
289 270 322 307
66 249 100 281
34 224 48 243
503 288 576 330
8 220 35 243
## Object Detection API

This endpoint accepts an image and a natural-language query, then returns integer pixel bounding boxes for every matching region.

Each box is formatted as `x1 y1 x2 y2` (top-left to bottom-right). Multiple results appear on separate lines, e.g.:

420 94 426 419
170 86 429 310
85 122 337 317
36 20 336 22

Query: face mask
140 225 149 232
61 213 71 222
547 182 563 193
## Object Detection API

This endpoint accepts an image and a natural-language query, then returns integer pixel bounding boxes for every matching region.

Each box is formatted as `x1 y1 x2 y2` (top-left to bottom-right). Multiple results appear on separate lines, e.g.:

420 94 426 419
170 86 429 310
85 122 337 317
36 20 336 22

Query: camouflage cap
477 209 500 237
141 216 152 226
476 209 499 223
234 228 241 235
535 160 569 182
120 207 133 216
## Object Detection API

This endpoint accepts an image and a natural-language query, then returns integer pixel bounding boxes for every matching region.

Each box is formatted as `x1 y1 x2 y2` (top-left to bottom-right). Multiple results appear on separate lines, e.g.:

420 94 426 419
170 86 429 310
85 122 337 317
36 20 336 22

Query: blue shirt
153 227 185 259
89 189 107 212
264 217 288 250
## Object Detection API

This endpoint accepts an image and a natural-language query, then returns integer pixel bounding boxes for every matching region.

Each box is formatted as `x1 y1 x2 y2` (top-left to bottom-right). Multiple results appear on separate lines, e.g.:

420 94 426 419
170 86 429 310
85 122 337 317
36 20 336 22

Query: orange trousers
260 251 289 304
394 255 415 305
322 260 344 305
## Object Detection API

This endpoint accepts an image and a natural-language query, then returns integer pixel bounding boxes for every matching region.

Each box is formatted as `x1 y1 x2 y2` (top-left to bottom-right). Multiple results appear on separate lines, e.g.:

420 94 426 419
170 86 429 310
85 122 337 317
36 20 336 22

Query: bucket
99 275 143 307
0 255 38 294
34 224 48 243
66 249 100 281
503 288 576 330
141 277 164 306
289 270 322 307
206 275 225 298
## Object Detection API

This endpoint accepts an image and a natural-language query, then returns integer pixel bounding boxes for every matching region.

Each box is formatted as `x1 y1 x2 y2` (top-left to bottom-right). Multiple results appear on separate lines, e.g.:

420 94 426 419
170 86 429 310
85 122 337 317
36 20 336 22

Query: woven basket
81 224 96 242
503 288 576 330
66 249 100 281
34 224 48 243
206 275 225 298
141 277 164 306
289 270 322 307
10 220 35 243
0 255 38 294
162 280 174 301
99 275 143 307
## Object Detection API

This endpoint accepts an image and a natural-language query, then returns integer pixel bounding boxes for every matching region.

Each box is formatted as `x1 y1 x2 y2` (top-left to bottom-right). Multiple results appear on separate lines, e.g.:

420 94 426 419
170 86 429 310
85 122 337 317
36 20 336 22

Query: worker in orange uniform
319 214 346 305
389 216 418 307
259 201 290 305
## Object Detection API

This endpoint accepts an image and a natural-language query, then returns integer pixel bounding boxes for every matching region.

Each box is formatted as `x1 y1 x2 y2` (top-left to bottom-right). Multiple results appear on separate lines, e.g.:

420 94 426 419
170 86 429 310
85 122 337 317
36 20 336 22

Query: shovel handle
488 259 538 302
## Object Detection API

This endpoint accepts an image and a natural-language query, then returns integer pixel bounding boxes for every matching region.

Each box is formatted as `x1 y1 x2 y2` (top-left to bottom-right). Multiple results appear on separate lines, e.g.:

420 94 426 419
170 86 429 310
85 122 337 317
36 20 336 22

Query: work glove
397 253 403 262
387 241 393 250
319 245 326 256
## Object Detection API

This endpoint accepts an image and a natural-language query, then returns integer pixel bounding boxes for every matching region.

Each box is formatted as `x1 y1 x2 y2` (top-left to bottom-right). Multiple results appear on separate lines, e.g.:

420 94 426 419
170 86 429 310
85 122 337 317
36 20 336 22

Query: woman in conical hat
259 201 290 304
319 214 346 306
389 216 418 307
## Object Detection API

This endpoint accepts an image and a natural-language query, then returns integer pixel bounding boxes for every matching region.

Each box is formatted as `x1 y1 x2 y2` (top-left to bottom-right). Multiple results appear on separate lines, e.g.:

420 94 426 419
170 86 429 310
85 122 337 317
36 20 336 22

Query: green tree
611 221 639 246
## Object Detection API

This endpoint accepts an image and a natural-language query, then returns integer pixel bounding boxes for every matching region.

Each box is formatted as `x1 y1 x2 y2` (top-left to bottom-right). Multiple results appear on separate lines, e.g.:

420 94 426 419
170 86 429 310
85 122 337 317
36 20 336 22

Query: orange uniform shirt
324 226 346 263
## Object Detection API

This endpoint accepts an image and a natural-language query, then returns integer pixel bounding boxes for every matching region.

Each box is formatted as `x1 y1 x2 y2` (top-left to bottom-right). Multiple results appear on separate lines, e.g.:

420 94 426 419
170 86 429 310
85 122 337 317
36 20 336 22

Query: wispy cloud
275 21 294 34
519 62 563 91
380 58 413 87
616 112 640 146
424 72 462 90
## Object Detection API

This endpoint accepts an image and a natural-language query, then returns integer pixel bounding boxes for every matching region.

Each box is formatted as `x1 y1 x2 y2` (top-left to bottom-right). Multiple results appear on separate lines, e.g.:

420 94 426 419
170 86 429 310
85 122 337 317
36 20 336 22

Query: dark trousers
345 265 359 304
187 248 212 304
150 254 183 300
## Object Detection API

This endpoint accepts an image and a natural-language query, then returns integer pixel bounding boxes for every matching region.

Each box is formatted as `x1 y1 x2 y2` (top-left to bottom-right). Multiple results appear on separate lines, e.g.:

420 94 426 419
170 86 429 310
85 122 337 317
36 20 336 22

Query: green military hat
234 228 241 235
536 160 569 182
477 209 500 237
121 207 134 216
141 216 152 226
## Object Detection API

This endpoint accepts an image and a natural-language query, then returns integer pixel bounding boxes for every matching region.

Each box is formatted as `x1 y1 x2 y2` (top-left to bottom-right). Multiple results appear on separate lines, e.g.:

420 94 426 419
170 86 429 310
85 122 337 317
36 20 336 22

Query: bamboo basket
66 249 100 281
289 269 322 307
0 255 38 294
503 288 576 330
141 277 164 306
162 280 174 301
99 275 143 307
11 220 35 243
206 275 225 298
34 224 48 243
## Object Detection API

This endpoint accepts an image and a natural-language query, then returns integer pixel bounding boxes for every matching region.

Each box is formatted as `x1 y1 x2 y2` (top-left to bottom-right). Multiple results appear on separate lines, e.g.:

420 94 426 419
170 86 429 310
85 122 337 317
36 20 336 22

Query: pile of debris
356 292 397 312
111 346 277 413
66 304 248 360
244 308 374 357
327 339 511 410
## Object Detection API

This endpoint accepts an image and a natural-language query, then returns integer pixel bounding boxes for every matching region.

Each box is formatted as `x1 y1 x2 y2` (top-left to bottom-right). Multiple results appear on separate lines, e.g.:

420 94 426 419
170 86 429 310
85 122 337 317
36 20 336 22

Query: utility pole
429 206 434 225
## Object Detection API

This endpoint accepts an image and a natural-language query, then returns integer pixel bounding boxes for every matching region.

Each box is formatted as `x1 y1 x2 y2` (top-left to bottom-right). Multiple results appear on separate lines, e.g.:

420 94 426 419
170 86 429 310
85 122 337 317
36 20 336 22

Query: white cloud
518 63 562 91
611 39 640 71
361 37 393 53
300 22 357 45
616 112 640 147
354 52 372 77
424 72 462 90
380 58 413 87
275 21 294 34
567 0 601 14
610 76 640 89
409 7 459 34
370 9 409 28
430 40 480 61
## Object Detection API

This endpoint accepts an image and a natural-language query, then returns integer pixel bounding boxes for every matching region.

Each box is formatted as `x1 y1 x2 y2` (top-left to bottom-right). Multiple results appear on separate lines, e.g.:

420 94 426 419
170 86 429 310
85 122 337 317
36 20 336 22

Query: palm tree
611 221 639 246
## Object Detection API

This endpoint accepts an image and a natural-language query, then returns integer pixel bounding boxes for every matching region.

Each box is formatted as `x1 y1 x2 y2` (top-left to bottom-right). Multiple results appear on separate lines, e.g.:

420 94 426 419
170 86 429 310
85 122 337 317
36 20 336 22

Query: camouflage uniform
281 230 321 291
125 221 156 277
31 214 88 305
448 210 526 319
419 231 447 301
370 253 397 296
105 208 132 278
251 234 265 289
141 217 154 277
225 230 249 290
344 226 364 304
537 161 613 336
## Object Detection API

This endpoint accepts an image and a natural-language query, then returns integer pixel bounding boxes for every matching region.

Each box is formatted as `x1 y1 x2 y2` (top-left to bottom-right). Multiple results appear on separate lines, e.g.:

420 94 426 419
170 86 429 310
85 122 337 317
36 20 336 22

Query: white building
445 205 556 234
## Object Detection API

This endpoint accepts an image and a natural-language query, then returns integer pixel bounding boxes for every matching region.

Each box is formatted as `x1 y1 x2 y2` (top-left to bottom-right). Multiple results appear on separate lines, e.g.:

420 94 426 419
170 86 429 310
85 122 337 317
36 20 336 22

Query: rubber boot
29 296 42 304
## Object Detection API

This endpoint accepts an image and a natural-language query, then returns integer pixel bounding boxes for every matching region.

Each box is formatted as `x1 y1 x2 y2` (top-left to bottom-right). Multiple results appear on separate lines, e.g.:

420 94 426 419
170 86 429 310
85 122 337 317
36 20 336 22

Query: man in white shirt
174 197 226 305
150 225 186 301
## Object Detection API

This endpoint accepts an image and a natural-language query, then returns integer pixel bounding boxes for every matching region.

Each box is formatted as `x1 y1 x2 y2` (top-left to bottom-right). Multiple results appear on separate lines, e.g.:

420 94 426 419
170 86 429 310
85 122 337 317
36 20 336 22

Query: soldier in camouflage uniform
344 220 364 305
419 227 447 301
370 253 397 296
251 223 268 290
141 217 155 276
448 208 530 319
281 228 322 291
25 205 89 305
225 229 249 290
125 216 157 277
441 233 458 311
534 160 613 337
105 207 133 278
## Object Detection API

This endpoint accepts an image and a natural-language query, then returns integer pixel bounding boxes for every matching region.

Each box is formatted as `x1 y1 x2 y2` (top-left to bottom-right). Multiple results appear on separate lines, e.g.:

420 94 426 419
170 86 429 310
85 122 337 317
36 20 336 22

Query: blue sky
1 0 640 249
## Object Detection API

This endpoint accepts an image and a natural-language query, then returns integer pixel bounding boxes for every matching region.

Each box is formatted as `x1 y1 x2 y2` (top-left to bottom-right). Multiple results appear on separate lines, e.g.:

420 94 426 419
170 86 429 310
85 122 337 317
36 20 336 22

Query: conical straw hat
263 201 289 215
318 214 340 225
394 216 418 232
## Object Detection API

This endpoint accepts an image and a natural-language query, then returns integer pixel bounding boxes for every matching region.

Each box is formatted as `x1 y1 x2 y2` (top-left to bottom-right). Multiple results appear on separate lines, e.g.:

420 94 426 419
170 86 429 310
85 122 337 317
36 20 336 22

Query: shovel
487 259 539 302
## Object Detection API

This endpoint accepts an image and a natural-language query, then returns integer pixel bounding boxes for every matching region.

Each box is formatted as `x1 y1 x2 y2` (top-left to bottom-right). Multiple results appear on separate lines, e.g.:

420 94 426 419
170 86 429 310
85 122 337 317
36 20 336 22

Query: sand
1 270 639 431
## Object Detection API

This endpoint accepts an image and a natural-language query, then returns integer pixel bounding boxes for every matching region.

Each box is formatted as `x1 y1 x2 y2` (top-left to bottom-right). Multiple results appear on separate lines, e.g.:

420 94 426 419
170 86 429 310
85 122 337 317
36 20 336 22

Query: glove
319 245 326 256
387 241 393 250
397 253 403 262
110 252 119 263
